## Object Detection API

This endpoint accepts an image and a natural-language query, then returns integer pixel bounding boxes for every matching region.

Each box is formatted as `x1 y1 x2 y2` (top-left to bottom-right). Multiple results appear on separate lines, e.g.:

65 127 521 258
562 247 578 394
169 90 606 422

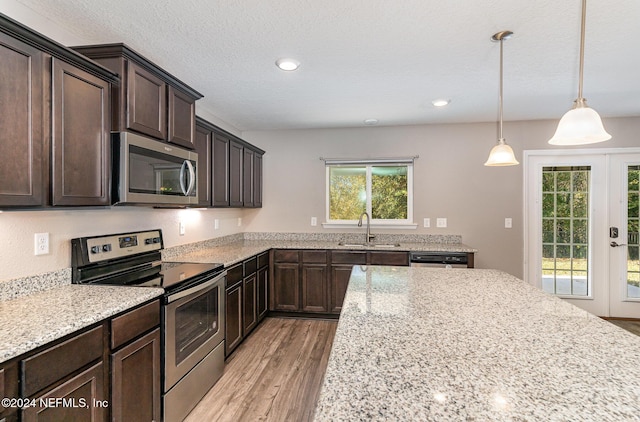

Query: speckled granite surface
0 285 163 363
0 268 71 301
314 266 640 421
163 233 476 267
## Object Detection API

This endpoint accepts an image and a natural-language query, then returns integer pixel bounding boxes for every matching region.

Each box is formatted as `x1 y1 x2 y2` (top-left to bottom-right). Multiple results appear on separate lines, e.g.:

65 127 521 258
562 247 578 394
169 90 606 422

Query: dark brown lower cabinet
110 329 160 422
272 262 300 311
225 279 243 357
330 265 354 314
256 258 269 322
22 362 105 422
243 272 257 334
0 361 19 422
302 264 328 312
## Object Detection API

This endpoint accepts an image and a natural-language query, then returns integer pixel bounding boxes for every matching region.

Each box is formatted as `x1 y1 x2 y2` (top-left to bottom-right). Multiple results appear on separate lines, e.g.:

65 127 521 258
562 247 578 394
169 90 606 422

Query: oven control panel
80 230 163 263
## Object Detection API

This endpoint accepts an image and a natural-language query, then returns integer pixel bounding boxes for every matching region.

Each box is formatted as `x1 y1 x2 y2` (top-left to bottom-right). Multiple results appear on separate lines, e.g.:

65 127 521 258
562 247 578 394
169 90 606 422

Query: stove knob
90 246 101 254
102 244 112 252
153 237 161 244
145 238 153 245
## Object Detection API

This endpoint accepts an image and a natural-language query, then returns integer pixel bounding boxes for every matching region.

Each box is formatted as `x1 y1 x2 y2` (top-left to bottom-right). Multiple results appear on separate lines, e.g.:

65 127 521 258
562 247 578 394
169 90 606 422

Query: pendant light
548 0 611 145
485 30 519 167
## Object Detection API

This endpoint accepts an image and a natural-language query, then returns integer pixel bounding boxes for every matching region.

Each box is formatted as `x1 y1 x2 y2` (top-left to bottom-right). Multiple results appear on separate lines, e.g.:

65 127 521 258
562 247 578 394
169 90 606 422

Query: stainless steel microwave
112 132 199 206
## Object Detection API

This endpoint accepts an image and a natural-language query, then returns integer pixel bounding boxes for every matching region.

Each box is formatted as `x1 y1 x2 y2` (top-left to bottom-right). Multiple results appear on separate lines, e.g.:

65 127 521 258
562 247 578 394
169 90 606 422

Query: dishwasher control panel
409 252 469 267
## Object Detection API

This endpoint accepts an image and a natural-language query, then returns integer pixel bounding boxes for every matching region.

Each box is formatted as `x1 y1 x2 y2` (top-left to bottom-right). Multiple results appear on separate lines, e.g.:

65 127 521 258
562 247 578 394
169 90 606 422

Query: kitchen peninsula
314 266 640 421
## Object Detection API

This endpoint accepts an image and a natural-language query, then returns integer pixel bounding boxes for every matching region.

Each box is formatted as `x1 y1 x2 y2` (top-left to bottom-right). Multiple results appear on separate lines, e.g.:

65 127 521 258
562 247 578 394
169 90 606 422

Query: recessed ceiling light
432 99 451 107
363 119 379 125
275 58 300 71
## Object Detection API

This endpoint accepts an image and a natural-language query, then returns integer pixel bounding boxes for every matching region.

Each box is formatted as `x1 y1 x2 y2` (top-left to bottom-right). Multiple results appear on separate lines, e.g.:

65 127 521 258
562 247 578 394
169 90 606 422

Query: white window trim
323 160 415 228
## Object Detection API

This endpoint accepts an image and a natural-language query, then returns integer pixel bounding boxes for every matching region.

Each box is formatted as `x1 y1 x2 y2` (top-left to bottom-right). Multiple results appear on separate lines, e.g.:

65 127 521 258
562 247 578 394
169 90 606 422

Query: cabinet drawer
21 325 104 397
111 300 160 349
244 256 258 275
302 250 327 264
273 250 299 263
258 252 269 269
226 263 244 286
369 251 409 266
331 251 366 265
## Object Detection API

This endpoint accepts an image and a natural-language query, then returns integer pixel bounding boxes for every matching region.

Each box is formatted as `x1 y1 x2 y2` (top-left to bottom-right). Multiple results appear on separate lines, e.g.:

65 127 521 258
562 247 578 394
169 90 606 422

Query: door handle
610 241 627 247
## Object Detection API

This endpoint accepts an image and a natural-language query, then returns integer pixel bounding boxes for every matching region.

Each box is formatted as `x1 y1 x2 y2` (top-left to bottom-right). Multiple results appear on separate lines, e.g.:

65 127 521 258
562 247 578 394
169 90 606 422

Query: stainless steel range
71 229 226 422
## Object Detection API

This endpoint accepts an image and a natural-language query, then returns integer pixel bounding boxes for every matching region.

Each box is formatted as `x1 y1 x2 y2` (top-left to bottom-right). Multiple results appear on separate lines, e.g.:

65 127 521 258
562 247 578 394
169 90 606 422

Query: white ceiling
14 0 640 131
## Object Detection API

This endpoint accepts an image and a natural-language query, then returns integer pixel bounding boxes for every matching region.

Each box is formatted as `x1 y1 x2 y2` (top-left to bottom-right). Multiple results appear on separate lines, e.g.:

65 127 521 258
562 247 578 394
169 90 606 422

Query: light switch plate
311 217 317 226
423 218 431 228
214 219 219 230
436 218 447 228
505 218 513 229
179 221 186 236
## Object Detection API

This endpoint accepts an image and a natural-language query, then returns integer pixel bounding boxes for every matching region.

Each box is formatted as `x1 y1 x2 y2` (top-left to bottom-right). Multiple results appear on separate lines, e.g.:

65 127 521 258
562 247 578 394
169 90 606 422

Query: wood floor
607 319 640 336
185 317 338 422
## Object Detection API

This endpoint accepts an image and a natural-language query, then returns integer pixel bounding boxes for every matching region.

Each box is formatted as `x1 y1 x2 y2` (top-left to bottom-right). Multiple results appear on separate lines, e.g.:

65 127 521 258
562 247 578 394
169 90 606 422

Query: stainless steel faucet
358 212 375 244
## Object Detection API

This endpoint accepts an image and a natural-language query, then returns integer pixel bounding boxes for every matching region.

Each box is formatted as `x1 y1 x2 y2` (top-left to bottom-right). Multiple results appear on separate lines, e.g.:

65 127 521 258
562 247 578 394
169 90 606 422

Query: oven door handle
166 271 226 303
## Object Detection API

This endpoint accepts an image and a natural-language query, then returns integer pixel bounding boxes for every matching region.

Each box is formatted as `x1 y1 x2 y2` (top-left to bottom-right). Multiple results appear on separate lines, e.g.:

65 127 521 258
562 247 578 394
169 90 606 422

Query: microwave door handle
179 160 188 195
185 160 196 196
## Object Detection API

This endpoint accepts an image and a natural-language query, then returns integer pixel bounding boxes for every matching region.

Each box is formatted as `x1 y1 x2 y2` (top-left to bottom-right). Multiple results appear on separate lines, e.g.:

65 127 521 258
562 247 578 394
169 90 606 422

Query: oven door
164 271 225 390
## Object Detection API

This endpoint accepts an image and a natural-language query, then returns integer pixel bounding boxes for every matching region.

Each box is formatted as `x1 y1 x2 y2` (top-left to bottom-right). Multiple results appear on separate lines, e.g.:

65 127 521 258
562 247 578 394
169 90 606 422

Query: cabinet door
0 33 44 207
194 124 212 206
330 265 354 314
51 58 110 206
22 362 105 422
0 362 18 422
369 251 410 266
225 282 243 357
257 266 269 321
111 329 160 422
243 273 257 334
126 61 166 140
229 140 243 207
253 152 263 208
212 133 230 207
272 263 300 311
168 86 195 149
302 264 328 312
242 148 254 207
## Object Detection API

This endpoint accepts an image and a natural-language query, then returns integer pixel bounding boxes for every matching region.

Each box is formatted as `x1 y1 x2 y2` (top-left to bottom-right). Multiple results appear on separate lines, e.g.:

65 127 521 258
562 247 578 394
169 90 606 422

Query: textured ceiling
12 0 640 131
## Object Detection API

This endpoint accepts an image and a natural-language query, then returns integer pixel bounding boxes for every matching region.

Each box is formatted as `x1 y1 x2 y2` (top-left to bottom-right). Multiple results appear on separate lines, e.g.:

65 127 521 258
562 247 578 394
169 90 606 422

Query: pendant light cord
499 36 504 140
577 0 587 101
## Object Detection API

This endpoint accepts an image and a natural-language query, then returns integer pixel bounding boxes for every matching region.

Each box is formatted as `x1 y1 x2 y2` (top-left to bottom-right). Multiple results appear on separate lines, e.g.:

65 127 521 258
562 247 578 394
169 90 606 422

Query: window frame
323 160 416 228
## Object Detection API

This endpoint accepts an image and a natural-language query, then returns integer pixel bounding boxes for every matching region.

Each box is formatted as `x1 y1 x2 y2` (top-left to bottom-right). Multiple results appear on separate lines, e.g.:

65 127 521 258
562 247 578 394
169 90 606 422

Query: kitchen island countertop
0 284 163 363
314 266 640 421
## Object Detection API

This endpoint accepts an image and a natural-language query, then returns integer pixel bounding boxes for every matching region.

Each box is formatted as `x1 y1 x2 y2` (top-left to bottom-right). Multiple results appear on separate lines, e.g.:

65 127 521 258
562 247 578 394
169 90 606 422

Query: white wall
243 116 640 278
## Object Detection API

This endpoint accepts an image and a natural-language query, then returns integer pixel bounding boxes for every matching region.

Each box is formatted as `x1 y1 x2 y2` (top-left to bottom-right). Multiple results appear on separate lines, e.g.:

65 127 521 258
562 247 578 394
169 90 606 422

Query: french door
525 149 640 318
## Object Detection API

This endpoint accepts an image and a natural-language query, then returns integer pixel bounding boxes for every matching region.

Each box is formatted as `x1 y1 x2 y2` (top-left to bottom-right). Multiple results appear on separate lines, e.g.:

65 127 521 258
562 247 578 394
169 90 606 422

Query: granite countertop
314 266 640 421
164 239 477 268
0 285 163 363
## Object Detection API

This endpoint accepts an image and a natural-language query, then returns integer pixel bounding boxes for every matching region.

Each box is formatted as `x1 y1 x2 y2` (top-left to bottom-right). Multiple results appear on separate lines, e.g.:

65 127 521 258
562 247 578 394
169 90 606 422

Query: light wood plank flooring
608 319 640 336
185 317 337 422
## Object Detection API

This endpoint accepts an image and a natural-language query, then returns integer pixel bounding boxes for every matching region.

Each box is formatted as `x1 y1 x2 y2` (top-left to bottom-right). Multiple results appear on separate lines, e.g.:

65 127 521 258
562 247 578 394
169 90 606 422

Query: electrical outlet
237 217 242 227
436 218 447 228
214 219 220 230
423 218 431 228
179 221 186 236
311 217 317 226
505 218 513 229
34 233 49 255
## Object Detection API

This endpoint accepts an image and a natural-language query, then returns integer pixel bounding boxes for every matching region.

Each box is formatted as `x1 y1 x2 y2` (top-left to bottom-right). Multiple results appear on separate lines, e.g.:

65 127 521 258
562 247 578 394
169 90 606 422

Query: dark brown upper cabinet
72 44 202 149
212 132 230 207
194 118 213 207
229 139 244 207
51 59 111 206
0 31 44 207
0 14 118 208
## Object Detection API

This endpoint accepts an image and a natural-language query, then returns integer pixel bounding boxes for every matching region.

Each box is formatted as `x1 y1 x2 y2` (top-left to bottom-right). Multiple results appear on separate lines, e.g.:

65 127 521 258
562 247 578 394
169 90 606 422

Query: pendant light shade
549 0 611 145
485 30 519 167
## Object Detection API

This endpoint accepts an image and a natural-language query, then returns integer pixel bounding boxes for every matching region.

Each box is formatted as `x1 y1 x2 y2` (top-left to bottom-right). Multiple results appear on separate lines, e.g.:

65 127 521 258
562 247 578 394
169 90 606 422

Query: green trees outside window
328 164 410 222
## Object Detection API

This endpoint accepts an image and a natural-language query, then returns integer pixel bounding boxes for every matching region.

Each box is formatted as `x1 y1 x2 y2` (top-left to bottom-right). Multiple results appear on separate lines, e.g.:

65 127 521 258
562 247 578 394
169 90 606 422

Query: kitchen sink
338 242 401 248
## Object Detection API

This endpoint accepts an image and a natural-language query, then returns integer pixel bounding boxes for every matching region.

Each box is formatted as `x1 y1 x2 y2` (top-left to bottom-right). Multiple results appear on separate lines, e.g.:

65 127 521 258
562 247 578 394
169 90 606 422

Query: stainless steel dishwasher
409 252 470 268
